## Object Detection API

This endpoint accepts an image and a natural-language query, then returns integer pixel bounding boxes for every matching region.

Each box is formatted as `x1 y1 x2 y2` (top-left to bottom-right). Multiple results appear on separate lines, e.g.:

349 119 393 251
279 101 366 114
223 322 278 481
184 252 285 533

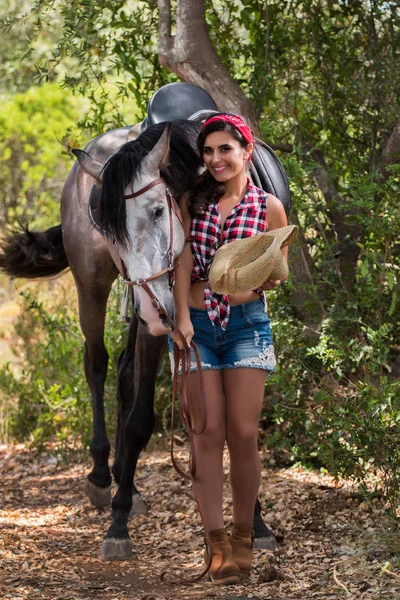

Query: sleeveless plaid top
189 180 268 329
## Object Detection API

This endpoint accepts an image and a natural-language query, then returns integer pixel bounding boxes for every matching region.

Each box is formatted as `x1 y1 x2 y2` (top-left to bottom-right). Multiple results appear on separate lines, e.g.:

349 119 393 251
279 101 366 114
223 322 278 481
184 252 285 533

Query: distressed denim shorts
168 300 276 373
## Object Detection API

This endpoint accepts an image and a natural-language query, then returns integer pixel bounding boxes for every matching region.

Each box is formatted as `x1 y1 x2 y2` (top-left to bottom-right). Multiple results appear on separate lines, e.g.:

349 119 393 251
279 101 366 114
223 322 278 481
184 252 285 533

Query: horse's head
117 127 186 335
75 121 201 336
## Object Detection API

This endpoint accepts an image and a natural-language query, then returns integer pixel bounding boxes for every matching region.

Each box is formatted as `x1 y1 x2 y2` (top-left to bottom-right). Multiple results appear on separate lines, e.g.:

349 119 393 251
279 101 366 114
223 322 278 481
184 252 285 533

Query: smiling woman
202 114 253 178
170 113 289 584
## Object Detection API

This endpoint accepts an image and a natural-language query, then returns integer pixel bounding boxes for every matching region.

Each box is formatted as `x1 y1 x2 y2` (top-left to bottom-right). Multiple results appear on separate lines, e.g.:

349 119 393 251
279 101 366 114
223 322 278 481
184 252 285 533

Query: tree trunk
157 0 259 131
288 208 326 327
380 117 400 179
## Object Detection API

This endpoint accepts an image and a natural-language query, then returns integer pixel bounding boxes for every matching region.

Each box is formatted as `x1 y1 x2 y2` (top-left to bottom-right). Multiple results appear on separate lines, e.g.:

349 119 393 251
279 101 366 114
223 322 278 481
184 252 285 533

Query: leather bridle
122 176 182 295
107 176 182 321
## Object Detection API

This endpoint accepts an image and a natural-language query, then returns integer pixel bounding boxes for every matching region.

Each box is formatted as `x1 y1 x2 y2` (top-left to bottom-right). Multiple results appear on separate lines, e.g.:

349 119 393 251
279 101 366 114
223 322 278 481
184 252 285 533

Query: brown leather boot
230 523 254 579
204 528 241 585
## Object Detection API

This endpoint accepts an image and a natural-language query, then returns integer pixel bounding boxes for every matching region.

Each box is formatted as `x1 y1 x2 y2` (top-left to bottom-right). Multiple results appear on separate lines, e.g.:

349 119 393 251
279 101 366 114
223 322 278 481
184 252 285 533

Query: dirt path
0 442 399 600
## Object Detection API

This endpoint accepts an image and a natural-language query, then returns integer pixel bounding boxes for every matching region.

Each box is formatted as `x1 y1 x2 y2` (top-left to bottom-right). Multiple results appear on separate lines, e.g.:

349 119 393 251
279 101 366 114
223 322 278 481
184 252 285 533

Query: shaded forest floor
0 442 399 600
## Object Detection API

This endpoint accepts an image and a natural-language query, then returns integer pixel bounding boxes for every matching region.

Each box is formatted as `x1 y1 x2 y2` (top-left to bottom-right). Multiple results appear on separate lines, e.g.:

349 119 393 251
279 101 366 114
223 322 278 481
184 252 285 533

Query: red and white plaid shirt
189 180 268 329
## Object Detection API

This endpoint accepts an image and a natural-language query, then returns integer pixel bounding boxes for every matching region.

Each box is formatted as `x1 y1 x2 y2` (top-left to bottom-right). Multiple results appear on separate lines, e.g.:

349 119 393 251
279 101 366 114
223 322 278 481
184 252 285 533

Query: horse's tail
0 224 69 279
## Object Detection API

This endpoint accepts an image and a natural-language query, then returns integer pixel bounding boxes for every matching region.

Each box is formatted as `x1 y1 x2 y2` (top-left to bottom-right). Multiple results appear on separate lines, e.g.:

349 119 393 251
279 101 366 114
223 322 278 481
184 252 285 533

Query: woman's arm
171 196 194 348
262 194 289 291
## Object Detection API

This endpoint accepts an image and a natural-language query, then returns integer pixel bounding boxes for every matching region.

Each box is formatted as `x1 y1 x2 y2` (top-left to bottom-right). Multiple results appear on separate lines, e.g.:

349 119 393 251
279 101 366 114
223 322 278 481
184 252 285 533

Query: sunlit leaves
0 83 84 231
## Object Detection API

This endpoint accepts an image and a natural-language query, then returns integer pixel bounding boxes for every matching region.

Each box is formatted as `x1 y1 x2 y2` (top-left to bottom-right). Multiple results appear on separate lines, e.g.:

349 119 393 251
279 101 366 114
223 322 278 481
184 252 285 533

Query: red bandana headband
201 114 254 146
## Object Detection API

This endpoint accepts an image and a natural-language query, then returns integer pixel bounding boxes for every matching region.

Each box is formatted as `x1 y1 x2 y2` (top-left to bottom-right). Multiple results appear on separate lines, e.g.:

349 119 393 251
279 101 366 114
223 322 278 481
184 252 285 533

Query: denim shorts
168 300 276 372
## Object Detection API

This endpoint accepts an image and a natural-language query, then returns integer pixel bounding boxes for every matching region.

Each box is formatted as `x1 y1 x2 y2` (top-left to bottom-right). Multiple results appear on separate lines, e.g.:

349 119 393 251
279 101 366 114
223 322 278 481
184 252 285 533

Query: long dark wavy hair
188 113 253 217
98 120 202 247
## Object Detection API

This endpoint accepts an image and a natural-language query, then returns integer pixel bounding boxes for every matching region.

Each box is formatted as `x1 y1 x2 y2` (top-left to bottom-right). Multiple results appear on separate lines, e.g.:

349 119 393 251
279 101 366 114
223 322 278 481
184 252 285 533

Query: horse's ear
72 149 104 182
126 123 141 141
159 123 171 171
142 123 171 173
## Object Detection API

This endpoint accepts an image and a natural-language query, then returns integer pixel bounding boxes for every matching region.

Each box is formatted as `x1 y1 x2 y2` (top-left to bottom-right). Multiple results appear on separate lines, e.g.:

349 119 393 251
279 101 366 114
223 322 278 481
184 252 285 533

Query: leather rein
116 177 216 585
109 176 206 481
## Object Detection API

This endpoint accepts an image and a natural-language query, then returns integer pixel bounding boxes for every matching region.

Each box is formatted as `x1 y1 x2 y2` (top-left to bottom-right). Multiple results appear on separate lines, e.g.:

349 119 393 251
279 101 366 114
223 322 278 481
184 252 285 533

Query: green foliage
265 162 400 506
0 82 84 232
0 0 65 94
266 301 400 505
0 284 93 448
0 281 176 450
258 11 400 500
14 0 172 130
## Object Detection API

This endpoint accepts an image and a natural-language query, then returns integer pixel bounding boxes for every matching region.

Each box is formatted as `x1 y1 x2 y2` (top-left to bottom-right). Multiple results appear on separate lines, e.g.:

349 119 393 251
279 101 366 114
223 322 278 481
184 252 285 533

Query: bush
0 279 161 449
0 83 84 232
263 165 400 509
0 282 97 448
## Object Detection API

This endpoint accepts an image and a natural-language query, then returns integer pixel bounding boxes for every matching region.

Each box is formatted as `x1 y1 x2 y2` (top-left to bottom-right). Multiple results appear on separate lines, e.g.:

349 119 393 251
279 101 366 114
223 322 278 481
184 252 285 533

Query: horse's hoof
129 493 148 516
84 479 112 508
100 537 133 561
254 534 279 550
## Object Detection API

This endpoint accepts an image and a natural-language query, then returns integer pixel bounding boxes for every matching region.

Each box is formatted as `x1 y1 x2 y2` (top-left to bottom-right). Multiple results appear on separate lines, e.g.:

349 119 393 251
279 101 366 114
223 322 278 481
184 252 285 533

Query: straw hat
209 225 298 295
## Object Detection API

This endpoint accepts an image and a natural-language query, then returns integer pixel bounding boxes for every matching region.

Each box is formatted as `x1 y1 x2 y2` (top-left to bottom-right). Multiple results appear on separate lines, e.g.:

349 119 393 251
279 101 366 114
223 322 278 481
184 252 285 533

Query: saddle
139 83 291 213
140 82 218 132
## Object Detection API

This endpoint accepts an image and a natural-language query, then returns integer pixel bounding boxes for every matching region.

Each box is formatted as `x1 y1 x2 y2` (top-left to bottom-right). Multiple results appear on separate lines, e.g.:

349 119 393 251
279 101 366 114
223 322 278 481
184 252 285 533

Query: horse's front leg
112 313 138 488
101 322 166 560
112 314 167 515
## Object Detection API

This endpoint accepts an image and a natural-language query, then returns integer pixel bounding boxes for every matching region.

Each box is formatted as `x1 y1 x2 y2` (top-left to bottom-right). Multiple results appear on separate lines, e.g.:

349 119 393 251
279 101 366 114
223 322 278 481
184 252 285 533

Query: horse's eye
154 206 164 220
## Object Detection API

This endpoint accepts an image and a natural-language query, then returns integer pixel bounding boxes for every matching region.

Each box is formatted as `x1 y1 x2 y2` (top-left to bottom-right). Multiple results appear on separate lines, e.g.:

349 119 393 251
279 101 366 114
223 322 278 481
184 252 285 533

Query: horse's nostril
161 316 171 330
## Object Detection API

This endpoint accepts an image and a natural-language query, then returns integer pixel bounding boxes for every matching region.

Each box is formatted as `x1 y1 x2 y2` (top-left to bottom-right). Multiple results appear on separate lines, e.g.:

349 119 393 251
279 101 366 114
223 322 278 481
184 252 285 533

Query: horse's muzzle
134 286 173 336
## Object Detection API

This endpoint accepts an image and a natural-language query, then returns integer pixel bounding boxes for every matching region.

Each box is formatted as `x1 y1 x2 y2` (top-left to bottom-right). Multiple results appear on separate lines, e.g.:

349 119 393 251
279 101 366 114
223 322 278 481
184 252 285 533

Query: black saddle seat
250 140 291 215
140 82 217 132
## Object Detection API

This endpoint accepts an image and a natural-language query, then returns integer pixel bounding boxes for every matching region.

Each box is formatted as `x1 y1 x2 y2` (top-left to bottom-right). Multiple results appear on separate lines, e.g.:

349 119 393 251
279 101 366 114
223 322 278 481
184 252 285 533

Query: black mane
98 120 202 248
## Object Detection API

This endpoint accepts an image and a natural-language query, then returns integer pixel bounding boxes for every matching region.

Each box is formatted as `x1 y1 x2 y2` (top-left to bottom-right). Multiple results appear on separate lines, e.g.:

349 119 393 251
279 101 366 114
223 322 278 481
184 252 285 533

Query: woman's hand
261 279 281 291
171 313 194 349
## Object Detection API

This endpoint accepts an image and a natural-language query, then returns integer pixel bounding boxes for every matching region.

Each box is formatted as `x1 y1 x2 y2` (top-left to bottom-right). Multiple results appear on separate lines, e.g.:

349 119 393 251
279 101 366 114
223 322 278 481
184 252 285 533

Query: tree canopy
0 83 85 230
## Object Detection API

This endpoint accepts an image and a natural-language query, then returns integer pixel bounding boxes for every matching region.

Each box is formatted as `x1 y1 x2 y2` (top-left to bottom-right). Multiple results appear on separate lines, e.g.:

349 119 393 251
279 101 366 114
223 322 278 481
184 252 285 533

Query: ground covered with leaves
0 441 399 600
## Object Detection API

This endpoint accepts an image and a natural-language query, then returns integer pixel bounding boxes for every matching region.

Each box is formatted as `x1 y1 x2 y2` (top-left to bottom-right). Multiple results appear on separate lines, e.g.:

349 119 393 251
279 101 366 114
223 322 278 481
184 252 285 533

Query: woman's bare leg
224 368 267 525
190 369 226 534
